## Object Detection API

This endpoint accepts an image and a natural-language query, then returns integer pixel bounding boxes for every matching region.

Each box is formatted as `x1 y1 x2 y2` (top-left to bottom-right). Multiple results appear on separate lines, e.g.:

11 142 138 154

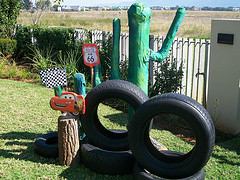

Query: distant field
18 10 240 38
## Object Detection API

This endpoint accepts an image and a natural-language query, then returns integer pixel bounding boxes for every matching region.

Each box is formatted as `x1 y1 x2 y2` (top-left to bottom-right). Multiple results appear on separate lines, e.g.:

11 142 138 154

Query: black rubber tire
128 93 215 179
133 151 205 180
80 134 135 175
34 132 58 158
81 80 148 151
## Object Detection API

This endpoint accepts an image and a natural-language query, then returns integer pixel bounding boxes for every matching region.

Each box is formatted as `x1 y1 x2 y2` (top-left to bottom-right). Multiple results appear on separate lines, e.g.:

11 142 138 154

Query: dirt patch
0 76 41 85
153 114 196 144
153 114 235 143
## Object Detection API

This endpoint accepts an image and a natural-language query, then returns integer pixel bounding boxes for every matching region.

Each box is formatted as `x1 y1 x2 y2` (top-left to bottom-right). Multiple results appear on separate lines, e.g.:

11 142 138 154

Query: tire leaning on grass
80 130 135 175
128 93 215 179
133 151 205 180
81 80 149 151
34 132 58 158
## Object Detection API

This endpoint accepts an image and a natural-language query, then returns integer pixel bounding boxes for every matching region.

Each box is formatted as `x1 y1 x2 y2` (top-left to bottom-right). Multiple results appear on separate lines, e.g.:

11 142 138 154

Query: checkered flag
39 67 67 88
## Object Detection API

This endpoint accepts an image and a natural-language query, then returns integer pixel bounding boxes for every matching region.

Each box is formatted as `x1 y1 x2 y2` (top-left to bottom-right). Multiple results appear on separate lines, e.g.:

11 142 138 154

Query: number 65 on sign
82 44 100 68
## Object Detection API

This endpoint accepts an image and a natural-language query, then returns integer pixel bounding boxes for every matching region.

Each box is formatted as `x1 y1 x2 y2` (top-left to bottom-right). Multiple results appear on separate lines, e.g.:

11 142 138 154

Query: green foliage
0 56 35 79
32 27 76 62
15 26 79 63
0 0 22 39
52 4 58 11
14 26 34 62
14 26 93 87
58 50 81 89
96 33 113 81
148 59 184 97
30 46 56 72
14 26 114 84
0 39 17 56
119 58 128 80
36 0 50 10
22 0 32 10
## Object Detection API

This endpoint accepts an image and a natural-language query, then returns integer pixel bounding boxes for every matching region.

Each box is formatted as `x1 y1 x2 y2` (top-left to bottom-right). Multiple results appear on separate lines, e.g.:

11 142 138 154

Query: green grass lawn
0 79 240 179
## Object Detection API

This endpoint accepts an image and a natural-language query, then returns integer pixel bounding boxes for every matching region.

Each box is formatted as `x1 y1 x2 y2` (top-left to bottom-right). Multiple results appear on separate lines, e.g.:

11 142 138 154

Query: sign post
82 44 100 88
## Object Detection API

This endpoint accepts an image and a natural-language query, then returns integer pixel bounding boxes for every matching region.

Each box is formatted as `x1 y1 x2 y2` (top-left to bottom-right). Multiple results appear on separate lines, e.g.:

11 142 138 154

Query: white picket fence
76 29 211 105
149 35 211 106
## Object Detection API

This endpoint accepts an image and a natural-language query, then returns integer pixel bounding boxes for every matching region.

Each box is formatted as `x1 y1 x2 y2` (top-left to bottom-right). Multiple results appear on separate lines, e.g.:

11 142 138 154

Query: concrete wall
207 19 240 134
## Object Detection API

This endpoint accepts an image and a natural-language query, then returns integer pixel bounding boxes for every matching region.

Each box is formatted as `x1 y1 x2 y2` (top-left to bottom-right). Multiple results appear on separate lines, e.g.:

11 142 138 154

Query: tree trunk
58 113 80 166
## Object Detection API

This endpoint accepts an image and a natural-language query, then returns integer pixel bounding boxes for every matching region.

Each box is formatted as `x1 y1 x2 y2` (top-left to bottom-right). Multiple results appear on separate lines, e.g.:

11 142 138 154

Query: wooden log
58 113 80 166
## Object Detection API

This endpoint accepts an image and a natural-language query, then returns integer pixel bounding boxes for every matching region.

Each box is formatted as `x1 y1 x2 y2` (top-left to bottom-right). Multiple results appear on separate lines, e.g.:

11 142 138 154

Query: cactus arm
110 18 121 80
149 7 185 62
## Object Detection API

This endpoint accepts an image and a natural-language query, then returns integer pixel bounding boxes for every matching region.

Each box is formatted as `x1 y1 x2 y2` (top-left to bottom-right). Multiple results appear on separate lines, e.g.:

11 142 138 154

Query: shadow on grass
103 112 240 167
212 135 240 166
59 164 134 180
103 112 129 128
0 131 59 165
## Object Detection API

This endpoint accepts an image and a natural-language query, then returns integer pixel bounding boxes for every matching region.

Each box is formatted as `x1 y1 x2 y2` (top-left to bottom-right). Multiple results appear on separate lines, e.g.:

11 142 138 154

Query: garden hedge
0 39 17 56
14 26 113 82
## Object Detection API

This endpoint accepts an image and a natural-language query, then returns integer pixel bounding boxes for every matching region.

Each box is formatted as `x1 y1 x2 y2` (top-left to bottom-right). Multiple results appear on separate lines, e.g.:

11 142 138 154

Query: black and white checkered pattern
39 67 67 88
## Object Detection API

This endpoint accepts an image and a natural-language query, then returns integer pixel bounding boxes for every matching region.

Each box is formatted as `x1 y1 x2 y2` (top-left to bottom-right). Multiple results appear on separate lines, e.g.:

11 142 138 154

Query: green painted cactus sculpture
110 2 185 95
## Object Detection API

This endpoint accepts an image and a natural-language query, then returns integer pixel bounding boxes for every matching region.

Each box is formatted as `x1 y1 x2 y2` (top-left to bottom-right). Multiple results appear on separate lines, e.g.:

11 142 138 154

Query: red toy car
50 92 85 115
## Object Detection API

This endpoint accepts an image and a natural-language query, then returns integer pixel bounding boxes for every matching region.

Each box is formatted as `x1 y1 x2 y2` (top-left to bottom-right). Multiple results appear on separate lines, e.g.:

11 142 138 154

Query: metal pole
91 67 94 88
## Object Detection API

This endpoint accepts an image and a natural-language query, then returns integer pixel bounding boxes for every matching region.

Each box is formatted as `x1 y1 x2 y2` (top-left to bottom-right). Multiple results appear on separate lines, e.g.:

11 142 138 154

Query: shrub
58 49 81 89
14 26 34 62
148 59 184 97
30 46 56 72
0 39 17 56
32 27 76 62
0 0 22 39
0 56 35 80
14 26 91 66
96 33 113 81
119 58 128 80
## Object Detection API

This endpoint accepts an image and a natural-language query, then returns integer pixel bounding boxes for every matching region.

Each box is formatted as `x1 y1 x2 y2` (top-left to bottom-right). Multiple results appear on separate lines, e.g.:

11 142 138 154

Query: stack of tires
80 80 215 179
80 80 148 175
35 80 215 179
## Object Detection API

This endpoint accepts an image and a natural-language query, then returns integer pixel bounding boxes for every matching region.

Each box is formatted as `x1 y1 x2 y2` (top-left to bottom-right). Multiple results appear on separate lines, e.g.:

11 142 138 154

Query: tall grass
0 54 36 80
30 47 56 72
18 10 240 38
58 50 82 88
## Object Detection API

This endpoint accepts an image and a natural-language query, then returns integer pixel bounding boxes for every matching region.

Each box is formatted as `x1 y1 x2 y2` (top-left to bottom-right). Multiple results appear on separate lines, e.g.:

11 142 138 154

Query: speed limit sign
82 44 99 68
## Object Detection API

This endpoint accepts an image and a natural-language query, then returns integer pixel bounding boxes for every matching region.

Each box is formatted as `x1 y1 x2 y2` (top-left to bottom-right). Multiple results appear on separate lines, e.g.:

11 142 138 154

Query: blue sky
57 0 240 7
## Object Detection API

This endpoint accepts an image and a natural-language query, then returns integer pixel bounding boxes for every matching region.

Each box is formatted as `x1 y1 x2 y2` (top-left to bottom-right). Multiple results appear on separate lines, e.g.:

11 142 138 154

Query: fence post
91 30 95 43
149 35 155 86
202 40 210 108
102 31 106 43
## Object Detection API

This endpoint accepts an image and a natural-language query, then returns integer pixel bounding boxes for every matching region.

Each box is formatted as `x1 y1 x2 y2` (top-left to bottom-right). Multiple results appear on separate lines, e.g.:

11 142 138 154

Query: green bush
0 39 17 56
14 26 115 84
30 46 56 72
96 33 113 81
15 26 34 62
15 26 91 73
15 26 77 63
0 57 35 80
148 59 184 97
0 0 22 39
32 27 76 62
58 50 81 89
